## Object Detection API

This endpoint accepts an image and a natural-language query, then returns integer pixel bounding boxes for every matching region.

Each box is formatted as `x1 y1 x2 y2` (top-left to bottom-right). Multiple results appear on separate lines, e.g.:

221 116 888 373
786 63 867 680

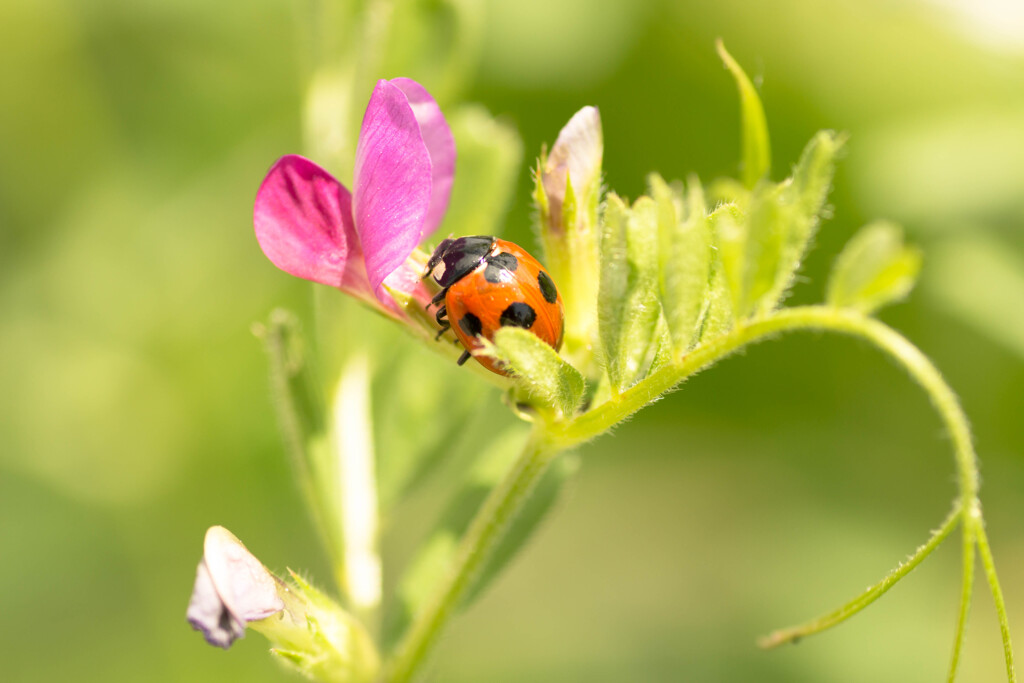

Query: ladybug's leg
434 306 451 340
429 288 447 308
457 350 472 366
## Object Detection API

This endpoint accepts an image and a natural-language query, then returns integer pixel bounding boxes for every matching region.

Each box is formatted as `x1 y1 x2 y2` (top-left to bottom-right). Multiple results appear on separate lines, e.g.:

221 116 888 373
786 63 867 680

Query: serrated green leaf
599 194 662 392
754 130 847 312
699 266 736 342
742 181 788 316
791 130 846 219
598 194 630 385
717 39 771 189
646 315 675 375
762 131 846 308
490 327 586 415
709 202 748 318
827 221 922 313
652 174 712 353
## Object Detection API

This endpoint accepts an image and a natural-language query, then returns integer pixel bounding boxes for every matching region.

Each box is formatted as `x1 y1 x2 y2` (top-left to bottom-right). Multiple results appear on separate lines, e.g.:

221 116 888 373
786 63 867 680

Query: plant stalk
383 429 556 682
383 305 1013 682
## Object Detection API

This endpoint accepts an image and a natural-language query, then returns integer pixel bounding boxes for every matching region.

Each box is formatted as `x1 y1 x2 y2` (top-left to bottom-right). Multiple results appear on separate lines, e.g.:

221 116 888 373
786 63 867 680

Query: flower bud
187 526 284 648
535 106 604 372
187 526 379 682
539 106 603 235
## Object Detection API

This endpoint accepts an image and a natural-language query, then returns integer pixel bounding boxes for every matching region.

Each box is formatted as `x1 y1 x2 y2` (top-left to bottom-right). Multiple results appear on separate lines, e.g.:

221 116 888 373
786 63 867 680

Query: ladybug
424 236 564 375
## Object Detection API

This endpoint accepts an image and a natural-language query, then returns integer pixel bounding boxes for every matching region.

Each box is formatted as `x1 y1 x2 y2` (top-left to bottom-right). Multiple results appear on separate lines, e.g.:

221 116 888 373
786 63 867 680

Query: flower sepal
257 570 379 683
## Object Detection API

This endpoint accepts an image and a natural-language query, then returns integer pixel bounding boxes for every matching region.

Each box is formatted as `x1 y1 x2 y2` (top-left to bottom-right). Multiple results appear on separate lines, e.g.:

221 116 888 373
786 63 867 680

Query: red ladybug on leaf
425 236 564 375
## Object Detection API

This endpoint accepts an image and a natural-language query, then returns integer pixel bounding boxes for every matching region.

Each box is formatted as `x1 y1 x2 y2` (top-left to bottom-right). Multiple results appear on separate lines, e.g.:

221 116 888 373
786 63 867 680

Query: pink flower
254 78 455 316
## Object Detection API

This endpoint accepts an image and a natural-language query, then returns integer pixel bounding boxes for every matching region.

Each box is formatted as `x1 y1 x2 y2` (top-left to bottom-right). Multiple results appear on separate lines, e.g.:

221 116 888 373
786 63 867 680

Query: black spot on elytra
483 252 518 283
499 302 536 329
537 270 557 304
458 312 483 338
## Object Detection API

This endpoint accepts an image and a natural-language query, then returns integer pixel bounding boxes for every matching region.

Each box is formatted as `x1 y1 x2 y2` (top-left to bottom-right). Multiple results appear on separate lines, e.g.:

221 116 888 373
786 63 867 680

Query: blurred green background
3 0 1023 680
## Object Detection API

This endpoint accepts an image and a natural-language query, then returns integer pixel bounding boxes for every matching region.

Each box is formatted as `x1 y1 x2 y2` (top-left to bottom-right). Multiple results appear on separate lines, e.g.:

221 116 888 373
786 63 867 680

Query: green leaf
791 130 845 219
827 221 922 313
764 131 846 307
716 39 771 189
709 202 749 318
598 194 662 392
743 181 788 316
703 132 844 319
651 173 712 353
699 265 736 342
490 327 586 416
751 130 846 313
646 315 676 376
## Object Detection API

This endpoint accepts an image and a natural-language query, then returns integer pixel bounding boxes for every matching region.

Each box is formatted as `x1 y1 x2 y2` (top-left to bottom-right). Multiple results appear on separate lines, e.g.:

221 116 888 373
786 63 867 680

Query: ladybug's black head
425 235 495 288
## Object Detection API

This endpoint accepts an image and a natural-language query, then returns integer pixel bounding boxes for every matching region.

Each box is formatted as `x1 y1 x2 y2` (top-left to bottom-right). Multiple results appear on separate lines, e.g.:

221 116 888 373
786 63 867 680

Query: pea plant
185 30 1015 683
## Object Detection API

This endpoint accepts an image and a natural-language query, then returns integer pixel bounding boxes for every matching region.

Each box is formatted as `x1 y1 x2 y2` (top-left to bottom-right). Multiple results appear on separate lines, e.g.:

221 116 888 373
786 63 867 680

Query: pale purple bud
541 106 603 232
186 526 284 649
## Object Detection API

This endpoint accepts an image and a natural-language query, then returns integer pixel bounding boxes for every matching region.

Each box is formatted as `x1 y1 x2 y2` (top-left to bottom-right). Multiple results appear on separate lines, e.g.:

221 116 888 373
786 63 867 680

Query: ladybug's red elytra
424 236 564 375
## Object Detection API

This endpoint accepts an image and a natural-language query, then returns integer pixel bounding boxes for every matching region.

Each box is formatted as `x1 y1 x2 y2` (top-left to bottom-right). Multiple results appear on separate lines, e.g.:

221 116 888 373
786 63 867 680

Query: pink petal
254 155 369 293
381 251 435 310
354 80 434 300
390 78 456 238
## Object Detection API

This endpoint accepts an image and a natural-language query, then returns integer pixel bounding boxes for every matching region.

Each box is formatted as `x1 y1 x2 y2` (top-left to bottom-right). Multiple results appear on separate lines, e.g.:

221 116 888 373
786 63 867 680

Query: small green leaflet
491 326 586 416
827 221 922 314
651 173 712 354
716 39 771 189
599 193 662 393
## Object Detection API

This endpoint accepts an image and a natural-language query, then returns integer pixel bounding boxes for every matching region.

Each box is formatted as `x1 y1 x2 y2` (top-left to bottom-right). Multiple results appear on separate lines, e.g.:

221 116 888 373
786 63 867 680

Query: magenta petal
390 78 456 238
254 155 365 291
354 80 434 299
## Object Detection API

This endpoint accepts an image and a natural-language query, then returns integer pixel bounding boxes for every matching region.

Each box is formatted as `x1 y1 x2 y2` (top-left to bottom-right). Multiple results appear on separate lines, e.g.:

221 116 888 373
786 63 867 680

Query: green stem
256 311 345 593
949 513 976 681
553 307 980 514
383 429 556 683
384 305 1011 682
976 513 1017 681
550 305 1010 675
759 503 962 648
